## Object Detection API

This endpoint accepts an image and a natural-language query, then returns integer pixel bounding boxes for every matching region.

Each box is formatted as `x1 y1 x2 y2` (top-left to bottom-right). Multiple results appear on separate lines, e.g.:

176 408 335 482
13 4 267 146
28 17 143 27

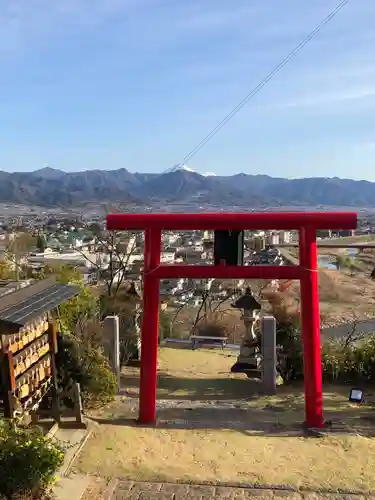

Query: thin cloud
270 87 375 110
1 0 375 178
174 3 267 31
0 0 346 56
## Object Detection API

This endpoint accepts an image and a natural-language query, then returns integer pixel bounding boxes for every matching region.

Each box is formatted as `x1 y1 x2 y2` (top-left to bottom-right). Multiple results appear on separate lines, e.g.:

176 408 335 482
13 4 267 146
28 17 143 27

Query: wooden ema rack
0 277 80 420
0 317 58 419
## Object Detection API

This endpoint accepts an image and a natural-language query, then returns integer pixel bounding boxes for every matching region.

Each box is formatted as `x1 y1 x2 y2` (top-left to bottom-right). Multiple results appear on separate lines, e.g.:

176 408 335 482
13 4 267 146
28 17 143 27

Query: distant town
1 206 374 321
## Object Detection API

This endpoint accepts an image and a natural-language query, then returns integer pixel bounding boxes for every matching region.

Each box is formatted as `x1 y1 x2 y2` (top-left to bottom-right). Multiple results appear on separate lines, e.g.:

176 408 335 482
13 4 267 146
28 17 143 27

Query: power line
183 0 349 164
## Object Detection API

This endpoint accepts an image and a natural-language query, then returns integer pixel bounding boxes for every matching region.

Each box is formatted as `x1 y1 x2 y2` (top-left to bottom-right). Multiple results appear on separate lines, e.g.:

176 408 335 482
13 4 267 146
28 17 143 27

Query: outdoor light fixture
348 388 364 404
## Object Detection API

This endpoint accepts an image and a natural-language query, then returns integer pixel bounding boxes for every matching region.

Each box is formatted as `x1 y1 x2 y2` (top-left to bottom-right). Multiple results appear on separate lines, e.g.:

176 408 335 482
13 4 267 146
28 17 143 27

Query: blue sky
1 0 374 179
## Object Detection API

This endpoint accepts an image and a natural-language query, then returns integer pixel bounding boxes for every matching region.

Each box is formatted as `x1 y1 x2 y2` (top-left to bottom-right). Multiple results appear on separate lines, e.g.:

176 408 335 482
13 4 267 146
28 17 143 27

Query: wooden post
72 382 84 426
31 411 40 425
1 334 14 419
48 323 61 424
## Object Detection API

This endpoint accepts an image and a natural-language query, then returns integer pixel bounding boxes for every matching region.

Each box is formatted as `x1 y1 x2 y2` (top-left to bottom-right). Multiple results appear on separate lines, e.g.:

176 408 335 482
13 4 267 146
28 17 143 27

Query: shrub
276 325 375 385
80 347 117 408
322 334 375 384
159 310 172 342
276 319 304 382
358 335 375 381
100 290 141 365
263 284 375 385
0 419 64 498
196 320 228 338
55 333 117 409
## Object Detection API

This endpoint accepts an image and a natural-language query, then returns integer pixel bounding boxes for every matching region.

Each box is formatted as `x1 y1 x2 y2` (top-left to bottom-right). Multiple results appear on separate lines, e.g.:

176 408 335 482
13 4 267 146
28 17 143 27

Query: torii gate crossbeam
107 211 357 428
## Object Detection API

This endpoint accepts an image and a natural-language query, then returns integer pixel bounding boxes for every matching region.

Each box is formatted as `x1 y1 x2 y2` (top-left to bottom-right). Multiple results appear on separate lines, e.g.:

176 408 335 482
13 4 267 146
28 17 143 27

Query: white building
161 251 176 263
279 231 291 244
267 232 280 246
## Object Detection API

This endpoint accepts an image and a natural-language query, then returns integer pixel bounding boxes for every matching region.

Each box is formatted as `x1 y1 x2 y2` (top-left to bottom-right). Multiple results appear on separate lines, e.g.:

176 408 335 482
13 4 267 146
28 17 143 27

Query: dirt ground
285 246 375 326
77 347 375 491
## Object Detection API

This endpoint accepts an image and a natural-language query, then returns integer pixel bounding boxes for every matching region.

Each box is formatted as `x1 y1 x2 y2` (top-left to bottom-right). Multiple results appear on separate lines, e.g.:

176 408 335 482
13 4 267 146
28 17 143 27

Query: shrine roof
0 277 79 330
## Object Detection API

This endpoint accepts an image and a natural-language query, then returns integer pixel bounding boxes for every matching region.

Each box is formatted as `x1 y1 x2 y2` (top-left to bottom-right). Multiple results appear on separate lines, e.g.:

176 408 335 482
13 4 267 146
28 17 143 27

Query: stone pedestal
231 310 261 373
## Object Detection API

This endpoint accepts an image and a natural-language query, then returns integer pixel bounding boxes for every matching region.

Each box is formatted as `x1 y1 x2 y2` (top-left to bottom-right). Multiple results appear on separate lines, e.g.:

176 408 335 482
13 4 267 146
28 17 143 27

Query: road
278 243 375 248
322 318 375 339
278 248 299 265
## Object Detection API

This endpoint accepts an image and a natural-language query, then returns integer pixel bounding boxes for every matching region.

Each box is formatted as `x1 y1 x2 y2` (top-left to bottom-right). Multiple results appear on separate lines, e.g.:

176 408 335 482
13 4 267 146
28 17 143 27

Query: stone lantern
231 286 262 374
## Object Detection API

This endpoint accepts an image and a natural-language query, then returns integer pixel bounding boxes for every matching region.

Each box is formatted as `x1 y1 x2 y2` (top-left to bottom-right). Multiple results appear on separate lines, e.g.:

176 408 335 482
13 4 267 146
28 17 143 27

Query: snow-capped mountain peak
164 164 217 177
165 164 196 174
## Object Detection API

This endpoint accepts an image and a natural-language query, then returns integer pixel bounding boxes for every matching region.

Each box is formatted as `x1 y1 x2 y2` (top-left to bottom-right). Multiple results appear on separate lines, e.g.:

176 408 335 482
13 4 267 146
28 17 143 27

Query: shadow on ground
92 370 375 438
93 346 375 438
120 370 260 401
90 404 375 438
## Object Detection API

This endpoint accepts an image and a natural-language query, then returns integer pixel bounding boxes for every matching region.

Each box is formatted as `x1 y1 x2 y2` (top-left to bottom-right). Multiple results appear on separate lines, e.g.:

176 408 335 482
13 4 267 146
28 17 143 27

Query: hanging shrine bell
213 230 244 266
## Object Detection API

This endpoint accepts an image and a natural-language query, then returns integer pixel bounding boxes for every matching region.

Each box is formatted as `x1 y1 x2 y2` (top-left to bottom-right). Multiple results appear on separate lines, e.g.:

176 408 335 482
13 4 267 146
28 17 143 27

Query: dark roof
0 277 80 330
232 293 261 311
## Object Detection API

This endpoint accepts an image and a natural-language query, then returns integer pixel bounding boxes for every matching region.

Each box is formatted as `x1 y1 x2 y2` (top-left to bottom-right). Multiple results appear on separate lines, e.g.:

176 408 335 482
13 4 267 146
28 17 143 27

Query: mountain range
0 164 374 208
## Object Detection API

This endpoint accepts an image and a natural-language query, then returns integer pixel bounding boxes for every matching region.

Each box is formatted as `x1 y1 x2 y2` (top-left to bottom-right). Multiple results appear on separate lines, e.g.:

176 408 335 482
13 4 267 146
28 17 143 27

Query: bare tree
342 313 365 348
189 279 273 337
189 280 227 334
76 227 139 298
167 301 191 338
4 231 36 280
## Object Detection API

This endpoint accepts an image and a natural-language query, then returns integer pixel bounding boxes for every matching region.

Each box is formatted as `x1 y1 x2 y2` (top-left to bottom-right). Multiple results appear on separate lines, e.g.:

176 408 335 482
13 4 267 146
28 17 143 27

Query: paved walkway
108 480 370 500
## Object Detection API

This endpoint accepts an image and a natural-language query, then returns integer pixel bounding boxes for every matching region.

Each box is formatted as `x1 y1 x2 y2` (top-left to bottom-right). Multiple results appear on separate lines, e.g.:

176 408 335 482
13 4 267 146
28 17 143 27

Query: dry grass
319 269 375 323
77 347 375 492
284 243 375 325
78 426 375 490
284 268 375 326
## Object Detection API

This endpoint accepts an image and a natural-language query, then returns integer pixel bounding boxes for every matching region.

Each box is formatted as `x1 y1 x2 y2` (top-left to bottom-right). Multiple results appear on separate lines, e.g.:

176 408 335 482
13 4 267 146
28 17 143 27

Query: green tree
51 264 116 408
88 222 102 236
54 265 98 334
55 332 116 409
159 309 173 342
335 254 352 270
0 261 12 280
348 261 357 276
100 284 141 365
36 233 47 252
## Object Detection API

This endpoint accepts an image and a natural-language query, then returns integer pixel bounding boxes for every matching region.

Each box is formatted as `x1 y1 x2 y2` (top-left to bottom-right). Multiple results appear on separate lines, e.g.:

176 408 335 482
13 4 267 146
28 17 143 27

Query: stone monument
260 316 277 395
103 315 121 392
230 286 262 375
127 281 142 361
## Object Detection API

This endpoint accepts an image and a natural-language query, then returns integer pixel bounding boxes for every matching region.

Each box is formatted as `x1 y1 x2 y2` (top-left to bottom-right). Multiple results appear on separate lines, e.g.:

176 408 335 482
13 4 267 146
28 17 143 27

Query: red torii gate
107 211 357 428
